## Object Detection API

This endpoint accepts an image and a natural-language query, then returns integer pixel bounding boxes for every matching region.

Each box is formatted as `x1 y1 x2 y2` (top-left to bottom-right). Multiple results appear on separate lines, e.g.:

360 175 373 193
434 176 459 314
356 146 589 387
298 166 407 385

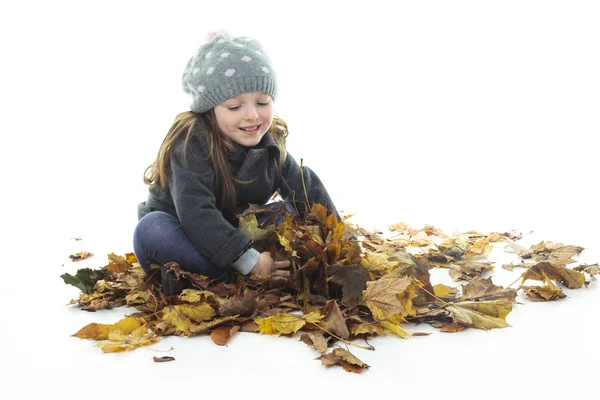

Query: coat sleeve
168 143 253 269
277 152 338 217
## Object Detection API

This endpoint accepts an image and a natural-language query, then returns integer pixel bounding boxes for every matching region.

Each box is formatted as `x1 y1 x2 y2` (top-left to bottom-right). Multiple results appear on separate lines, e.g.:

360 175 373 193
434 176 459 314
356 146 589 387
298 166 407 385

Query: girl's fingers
272 270 290 278
273 260 291 269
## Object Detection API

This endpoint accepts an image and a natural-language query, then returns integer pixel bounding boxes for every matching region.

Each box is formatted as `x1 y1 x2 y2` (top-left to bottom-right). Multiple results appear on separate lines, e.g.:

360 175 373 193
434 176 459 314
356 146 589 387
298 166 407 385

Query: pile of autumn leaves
63 203 599 373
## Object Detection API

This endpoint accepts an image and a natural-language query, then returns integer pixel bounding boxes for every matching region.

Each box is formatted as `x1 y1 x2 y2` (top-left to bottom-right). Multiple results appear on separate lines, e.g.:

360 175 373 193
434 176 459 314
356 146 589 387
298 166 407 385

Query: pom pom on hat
182 34 278 113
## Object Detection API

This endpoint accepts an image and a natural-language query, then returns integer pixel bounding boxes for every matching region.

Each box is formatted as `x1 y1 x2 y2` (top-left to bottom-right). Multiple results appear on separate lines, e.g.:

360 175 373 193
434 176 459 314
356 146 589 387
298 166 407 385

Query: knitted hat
182 34 278 113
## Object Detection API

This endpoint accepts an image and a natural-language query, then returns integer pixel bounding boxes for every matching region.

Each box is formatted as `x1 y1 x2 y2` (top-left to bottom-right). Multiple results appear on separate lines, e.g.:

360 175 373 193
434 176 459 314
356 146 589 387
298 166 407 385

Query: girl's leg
133 211 232 282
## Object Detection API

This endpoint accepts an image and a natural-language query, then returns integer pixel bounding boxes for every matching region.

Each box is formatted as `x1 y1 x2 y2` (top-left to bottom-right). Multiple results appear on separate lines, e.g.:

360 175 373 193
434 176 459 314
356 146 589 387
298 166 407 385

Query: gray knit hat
182 34 278 113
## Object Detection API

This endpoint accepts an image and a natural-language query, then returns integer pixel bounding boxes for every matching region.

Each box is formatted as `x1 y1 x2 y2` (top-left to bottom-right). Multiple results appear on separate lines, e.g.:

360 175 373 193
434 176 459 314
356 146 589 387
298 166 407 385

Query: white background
1 0 598 398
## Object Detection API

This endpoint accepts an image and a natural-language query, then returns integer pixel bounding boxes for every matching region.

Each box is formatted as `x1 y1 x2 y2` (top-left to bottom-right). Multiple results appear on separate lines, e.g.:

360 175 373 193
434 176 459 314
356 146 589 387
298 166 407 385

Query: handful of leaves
62 203 598 373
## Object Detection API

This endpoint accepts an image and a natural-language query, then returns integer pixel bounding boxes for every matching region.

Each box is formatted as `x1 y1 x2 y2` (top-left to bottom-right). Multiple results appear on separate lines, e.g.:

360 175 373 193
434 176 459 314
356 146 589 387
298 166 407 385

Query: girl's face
214 92 274 147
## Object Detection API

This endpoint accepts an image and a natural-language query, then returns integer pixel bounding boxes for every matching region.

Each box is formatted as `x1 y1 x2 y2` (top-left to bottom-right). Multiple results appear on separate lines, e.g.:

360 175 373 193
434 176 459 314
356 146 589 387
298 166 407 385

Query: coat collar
228 131 280 162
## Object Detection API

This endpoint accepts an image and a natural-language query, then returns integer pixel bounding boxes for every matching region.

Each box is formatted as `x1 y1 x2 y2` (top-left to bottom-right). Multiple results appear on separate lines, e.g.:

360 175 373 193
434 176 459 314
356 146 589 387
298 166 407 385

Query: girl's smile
214 92 273 147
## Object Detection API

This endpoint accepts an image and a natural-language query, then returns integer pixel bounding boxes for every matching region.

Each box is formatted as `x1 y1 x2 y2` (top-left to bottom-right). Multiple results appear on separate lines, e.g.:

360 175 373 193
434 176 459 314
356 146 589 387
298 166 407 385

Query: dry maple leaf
521 279 567 302
362 276 420 323
459 277 517 303
321 300 350 339
446 300 512 330
161 303 215 335
521 261 586 289
317 348 370 373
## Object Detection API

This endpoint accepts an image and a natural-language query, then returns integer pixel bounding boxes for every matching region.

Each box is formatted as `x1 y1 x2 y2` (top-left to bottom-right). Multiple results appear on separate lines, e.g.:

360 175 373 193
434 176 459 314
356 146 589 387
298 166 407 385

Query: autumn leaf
521 261 586 289
255 313 306 335
73 316 146 340
210 325 240 346
97 326 159 353
153 356 175 362
459 277 517 303
161 303 215 334
69 251 93 261
61 268 112 294
317 348 370 373
521 278 566 302
574 263 600 276
104 252 134 273
362 276 419 323
431 321 467 333
327 264 369 307
300 331 329 353
447 301 512 330
218 290 260 316
321 300 350 339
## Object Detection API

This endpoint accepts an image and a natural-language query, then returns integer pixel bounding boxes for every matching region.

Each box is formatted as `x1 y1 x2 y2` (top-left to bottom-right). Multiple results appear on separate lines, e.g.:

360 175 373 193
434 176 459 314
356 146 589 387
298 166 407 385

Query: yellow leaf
97 326 159 353
162 303 215 334
433 283 453 298
72 316 145 340
362 276 419 322
351 323 385 336
302 311 324 324
379 320 413 339
255 313 306 335
447 301 512 330
521 261 586 289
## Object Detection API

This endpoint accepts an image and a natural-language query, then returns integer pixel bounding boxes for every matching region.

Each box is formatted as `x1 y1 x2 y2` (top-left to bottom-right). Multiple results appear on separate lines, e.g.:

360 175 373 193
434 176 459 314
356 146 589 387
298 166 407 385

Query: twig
299 158 310 211
314 324 374 350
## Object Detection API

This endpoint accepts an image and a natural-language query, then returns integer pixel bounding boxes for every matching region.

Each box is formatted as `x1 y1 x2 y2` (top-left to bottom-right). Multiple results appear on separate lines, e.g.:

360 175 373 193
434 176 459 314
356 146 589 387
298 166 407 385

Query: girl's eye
228 106 241 111
257 102 270 106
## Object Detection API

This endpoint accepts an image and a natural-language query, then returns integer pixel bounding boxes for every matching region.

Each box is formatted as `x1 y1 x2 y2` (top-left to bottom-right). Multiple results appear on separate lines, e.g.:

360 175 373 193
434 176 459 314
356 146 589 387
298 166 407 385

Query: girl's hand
250 251 290 278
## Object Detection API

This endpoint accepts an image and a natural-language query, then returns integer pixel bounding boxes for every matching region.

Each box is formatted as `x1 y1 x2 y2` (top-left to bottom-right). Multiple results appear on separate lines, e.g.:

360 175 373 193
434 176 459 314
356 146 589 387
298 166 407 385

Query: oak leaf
69 251 93 261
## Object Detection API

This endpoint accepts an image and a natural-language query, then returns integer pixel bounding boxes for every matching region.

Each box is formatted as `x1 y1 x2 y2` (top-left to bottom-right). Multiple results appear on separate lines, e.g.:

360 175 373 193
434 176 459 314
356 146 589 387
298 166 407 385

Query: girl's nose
245 106 259 120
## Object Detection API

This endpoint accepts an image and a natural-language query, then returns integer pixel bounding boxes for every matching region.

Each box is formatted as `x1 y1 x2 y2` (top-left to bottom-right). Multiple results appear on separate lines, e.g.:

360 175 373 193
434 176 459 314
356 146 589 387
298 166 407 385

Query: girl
133 33 339 292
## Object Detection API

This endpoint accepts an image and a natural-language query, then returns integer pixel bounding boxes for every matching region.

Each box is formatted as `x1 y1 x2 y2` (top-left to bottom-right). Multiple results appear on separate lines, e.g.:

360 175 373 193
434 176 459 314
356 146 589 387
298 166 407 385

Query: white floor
3 1 599 398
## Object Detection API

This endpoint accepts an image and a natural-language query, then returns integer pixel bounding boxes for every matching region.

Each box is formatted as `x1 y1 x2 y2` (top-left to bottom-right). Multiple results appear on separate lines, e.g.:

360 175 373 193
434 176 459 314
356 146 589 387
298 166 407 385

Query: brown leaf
317 348 370 373
362 276 417 323
153 356 175 362
300 331 329 353
431 321 467 333
327 264 369 307
218 290 259 316
210 325 240 346
69 251 93 261
459 277 517 303
574 264 600 276
447 300 512 330
104 253 133 273
521 261 586 289
521 280 567 302
322 300 350 339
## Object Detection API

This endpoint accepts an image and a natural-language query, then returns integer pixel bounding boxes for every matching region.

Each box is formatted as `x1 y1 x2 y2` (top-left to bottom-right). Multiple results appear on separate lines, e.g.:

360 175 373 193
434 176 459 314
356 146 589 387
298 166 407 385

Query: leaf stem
313 324 374 351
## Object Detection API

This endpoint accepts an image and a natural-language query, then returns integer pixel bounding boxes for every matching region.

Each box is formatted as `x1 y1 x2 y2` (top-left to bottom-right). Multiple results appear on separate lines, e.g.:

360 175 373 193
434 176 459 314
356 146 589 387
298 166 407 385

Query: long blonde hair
144 110 288 212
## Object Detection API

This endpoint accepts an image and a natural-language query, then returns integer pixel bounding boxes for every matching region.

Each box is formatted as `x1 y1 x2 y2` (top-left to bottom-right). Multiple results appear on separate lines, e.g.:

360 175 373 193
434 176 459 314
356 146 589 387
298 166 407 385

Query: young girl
133 33 339 292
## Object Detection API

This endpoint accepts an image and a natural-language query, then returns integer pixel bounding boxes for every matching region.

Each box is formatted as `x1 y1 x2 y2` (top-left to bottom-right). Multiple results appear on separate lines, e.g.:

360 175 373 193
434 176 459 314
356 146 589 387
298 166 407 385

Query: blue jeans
132 201 296 282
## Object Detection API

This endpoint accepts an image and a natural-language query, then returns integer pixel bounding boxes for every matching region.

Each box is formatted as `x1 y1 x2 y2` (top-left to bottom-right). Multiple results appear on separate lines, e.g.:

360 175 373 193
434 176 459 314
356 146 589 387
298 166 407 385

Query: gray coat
137 123 337 272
